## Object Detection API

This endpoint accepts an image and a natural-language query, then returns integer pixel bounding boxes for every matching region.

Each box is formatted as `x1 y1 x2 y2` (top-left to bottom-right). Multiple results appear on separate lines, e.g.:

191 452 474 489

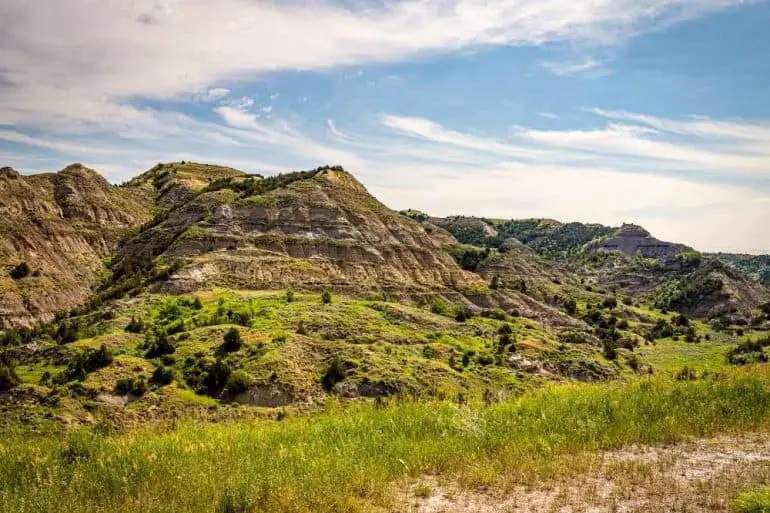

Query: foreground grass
3 367 770 513
735 488 770 513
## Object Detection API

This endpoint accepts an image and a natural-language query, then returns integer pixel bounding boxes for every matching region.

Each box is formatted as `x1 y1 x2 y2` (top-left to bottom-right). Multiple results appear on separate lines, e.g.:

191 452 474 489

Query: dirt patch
406 433 770 512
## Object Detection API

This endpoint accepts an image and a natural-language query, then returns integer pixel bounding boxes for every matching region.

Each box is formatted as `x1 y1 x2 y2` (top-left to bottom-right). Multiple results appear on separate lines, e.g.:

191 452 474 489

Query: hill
0 162 768 431
0 165 152 329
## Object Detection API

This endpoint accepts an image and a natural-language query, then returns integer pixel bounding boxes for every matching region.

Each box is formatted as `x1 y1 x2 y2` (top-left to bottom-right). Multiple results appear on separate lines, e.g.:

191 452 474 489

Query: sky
0 1 769 254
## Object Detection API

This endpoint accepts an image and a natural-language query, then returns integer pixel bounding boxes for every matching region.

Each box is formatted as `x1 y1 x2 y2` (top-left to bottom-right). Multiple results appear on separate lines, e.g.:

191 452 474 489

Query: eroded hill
0 165 152 329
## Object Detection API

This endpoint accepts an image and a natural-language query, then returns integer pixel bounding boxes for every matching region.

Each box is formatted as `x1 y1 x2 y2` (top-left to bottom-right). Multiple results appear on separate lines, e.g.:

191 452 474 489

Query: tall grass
3 367 770 513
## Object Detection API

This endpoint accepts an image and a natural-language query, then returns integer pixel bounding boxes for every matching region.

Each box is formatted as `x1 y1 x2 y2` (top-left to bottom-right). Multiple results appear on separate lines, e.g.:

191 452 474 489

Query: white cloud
538 112 560 120
538 58 610 77
0 0 755 130
192 87 231 102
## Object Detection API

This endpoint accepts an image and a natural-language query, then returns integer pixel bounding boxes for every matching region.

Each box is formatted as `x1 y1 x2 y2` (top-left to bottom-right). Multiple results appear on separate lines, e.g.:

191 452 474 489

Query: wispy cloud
538 58 610 77
0 0 755 130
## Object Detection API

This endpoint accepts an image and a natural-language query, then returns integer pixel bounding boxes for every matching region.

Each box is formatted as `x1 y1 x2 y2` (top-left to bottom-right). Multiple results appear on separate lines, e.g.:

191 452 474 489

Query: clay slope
0 165 152 328
114 167 483 298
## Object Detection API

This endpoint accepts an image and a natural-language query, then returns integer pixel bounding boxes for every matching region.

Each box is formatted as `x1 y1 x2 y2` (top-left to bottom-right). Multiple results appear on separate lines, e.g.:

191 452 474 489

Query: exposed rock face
129 169 482 295
0 165 152 328
596 223 690 263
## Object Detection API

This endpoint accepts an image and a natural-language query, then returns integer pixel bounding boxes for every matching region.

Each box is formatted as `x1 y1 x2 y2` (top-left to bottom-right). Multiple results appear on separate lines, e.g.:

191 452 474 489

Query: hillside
430 214 769 322
0 165 152 329
0 162 768 433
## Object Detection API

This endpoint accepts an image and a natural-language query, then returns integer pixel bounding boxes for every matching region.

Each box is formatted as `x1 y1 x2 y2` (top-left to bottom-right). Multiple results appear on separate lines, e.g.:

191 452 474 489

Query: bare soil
405 432 770 512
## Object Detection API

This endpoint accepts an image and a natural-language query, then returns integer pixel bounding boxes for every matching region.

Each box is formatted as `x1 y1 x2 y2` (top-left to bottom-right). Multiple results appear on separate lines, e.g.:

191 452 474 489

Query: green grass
735 487 770 513
2 366 770 513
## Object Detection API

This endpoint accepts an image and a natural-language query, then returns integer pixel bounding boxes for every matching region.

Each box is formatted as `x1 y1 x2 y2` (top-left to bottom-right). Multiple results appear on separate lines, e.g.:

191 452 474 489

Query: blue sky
0 0 769 253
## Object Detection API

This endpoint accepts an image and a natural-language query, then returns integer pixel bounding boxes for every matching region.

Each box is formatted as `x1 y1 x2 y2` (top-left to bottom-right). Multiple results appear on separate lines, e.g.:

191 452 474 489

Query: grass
2 366 770 513
736 488 770 513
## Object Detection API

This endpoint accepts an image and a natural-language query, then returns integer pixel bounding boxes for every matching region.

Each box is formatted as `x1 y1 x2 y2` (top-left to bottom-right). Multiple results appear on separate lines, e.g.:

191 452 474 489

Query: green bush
735 487 770 513
563 297 577 315
220 328 243 353
143 330 175 359
0 359 20 391
321 358 345 392
454 307 471 322
227 370 254 395
429 298 448 316
9 262 31 279
151 366 174 386
285 289 295 303
114 376 147 397
321 290 332 304
125 316 144 334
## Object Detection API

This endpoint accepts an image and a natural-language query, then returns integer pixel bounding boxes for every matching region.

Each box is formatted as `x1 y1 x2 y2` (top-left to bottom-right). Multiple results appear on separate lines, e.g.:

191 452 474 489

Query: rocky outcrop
0 165 152 328
595 224 690 264
131 169 483 295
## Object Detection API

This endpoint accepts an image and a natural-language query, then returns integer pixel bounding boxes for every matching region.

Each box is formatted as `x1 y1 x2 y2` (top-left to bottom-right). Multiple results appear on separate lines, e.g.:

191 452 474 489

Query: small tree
125 316 144 333
321 357 345 392
192 296 203 310
220 327 243 353
143 331 174 358
0 360 20 392
285 289 295 303
563 297 577 316
151 365 175 386
9 262 31 280
321 289 332 304
490 276 501 290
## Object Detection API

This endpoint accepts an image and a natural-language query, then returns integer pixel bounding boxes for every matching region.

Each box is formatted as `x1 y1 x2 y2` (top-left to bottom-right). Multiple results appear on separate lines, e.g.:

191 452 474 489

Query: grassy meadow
3 366 770 513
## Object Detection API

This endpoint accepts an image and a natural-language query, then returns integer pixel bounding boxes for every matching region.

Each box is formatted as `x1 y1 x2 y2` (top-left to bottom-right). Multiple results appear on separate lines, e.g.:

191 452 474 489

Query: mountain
0 164 152 329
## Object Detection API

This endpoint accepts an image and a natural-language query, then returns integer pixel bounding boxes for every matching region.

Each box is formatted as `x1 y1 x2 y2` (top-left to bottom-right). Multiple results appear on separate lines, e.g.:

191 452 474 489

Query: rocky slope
0 165 152 328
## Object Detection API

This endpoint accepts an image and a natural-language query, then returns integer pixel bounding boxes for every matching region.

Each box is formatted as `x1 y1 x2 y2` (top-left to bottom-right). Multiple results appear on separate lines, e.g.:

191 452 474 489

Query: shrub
601 296 618 310
9 262 31 279
202 359 231 395
321 289 332 304
193 296 204 310
430 298 448 316
454 307 471 323
489 276 501 290
227 370 254 395
296 320 308 335
481 308 507 321
321 357 345 392
563 297 577 315
54 321 79 344
602 340 617 360
676 366 697 381
151 365 175 386
650 319 674 340
285 289 295 303
143 331 175 358
115 376 147 397
220 328 243 353
0 359 20 391
461 351 474 367
476 354 495 366
125 316 144 333
449 246 490 272
727 337 770 365
498 324 513 335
